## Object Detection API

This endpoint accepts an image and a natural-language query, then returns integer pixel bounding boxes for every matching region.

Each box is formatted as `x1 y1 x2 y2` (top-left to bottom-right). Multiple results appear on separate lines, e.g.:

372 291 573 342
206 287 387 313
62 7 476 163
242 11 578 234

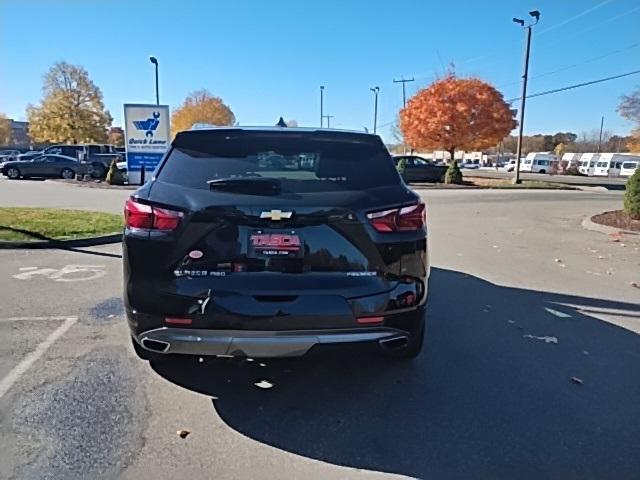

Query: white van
561 152 580 170
620 160 639 177
578 153 600 176
592 153 637 177
519 152 556 173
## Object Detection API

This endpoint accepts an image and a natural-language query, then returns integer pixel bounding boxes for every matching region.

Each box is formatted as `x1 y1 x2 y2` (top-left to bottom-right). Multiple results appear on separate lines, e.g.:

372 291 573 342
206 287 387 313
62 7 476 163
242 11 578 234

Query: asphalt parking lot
1 179 639 479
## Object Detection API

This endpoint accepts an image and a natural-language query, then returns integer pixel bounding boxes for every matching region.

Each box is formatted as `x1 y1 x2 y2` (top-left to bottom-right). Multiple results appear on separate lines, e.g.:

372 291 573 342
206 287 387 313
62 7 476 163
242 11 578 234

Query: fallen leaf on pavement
570 377 584 385
523 334 558 344
255 380 273 389
631 282 640 289
554 258 562 263
608 232 622 242
177 429 191 439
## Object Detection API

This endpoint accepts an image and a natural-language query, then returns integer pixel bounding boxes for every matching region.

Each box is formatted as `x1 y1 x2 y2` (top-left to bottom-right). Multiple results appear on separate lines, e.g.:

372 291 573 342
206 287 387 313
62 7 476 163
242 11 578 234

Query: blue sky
1 0 639 143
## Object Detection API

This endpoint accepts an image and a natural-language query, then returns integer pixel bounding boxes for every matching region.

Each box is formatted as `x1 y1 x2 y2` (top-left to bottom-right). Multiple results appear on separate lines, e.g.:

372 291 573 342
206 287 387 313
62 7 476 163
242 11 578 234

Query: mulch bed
591 210 640 232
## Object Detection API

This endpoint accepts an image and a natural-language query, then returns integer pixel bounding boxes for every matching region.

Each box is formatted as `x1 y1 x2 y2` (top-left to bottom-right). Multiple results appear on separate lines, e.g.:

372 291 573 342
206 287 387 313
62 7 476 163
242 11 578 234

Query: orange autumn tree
400 75 516 171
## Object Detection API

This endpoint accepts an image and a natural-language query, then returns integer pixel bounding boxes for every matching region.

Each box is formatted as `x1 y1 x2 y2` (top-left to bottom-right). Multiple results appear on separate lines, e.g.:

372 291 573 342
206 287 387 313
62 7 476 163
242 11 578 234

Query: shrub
445 160 463 184
105 159 125 185
624 168 640 219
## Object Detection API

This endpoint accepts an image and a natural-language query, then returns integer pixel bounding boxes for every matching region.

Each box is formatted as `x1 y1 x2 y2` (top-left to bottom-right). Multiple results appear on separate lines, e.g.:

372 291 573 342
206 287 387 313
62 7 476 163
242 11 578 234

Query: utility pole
320 86 325 128
393 77 414 153
597 115 605 153
393 77 414 109
512 10 540 184
370 86 380 134
323 115 334 128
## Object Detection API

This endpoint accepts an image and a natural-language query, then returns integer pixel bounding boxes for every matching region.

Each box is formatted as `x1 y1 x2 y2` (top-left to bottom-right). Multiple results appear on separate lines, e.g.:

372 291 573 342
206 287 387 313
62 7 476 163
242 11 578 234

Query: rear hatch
125 129 425 324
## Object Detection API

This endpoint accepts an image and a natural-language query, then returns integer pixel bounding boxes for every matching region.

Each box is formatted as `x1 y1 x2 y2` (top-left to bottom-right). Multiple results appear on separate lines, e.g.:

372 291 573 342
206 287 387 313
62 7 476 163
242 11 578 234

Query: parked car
125 126 429 363
504 159 517 172
1 154 89 179
0 149 20 161
459 161 480 169
393 155 448 182
38 144 122 178
15 150 44 162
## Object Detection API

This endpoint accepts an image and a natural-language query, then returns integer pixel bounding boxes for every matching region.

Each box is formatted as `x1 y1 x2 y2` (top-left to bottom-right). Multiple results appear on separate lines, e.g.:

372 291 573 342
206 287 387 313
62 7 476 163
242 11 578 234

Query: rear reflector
357 316 384 324
165 317 192 325
125 198 183 231
366 203 425 232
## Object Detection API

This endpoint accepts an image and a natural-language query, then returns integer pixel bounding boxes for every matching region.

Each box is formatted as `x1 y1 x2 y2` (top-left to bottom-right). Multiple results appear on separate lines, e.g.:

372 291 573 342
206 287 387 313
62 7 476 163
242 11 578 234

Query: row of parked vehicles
0 144 125 180
503 152 639 177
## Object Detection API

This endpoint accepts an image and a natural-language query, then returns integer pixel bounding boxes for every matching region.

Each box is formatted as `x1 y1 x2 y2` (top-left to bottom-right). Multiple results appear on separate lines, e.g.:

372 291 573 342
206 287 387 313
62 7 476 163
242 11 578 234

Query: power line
507 69 640 103
379 69 640 134
498 42 640 89
536 0 614 35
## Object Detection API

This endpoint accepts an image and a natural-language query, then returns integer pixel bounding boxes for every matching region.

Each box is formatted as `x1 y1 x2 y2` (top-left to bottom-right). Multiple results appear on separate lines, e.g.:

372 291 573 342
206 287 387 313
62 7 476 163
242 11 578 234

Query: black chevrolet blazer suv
123 126 429 361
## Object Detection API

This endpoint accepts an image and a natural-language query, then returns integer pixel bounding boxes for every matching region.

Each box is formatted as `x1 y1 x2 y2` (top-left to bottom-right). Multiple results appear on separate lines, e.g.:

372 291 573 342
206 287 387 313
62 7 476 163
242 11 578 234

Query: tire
6 167 20 179
90 164 106 179
60 168 75 179
539 169 546 174
383 310 425 360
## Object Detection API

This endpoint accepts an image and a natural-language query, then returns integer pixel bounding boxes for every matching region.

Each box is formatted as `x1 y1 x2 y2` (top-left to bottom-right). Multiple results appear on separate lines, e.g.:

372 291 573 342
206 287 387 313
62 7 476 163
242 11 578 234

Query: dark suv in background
123 127 429 361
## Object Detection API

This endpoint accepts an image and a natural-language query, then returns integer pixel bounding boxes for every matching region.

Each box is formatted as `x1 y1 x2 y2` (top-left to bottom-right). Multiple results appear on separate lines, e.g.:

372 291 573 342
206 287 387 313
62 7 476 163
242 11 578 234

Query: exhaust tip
378 335 409 351
141 338 170 353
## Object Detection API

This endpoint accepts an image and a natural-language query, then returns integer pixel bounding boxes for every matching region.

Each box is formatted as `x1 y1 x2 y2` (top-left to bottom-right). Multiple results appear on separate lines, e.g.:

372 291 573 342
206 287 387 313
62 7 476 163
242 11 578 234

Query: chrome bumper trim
136 327 407 358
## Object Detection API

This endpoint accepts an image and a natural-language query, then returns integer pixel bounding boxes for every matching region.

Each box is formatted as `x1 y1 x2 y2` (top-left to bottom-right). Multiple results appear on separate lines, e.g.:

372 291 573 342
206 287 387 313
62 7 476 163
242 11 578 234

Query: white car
503 159 517 172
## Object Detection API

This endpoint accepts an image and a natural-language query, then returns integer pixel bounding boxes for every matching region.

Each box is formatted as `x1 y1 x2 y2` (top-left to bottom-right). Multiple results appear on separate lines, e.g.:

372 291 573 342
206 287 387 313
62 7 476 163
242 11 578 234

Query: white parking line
544 307 572 318
0 316 77 400
0 316 71 323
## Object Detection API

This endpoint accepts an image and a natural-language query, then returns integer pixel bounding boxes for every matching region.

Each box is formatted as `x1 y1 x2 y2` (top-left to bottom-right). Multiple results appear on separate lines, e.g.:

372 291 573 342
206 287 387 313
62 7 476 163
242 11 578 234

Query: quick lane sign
123 104 170 183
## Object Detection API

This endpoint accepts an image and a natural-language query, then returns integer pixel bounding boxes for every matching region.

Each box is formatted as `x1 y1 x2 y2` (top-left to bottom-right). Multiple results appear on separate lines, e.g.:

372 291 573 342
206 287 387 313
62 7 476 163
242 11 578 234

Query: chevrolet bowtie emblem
260 209 293 221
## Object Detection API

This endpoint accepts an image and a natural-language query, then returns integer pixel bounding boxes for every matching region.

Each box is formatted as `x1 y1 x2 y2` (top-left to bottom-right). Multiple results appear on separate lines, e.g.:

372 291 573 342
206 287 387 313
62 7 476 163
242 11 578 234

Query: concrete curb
0 233 122 249
581 215 638 236
574 185 609 192
49 179 138 190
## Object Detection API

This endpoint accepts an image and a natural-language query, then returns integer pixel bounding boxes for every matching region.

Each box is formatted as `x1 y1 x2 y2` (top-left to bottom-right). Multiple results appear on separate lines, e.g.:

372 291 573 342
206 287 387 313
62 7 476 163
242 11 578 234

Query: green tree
0 113 10 145
624 168 640 219
445 160 463 184
27 62 112 144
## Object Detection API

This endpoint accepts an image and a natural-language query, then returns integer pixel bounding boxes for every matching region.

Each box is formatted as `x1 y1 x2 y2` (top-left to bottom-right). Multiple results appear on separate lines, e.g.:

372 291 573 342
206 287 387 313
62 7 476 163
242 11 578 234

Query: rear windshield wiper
207 177 281 195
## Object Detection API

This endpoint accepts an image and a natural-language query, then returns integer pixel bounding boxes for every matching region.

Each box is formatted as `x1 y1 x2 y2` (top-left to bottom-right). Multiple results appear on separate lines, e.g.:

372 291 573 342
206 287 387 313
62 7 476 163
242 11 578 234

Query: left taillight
124 197 183 231
366 203 425 232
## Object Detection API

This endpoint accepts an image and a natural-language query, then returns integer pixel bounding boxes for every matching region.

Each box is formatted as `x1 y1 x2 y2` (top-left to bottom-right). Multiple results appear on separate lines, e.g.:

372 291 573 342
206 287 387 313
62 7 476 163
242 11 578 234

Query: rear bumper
135 326 410 358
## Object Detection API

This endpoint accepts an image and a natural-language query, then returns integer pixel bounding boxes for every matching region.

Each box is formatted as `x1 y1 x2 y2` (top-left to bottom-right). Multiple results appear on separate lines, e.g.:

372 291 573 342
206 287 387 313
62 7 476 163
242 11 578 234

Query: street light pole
370 86 380 134
323 115 334 128
149 56 159 105
512 10 540 184
320 86 325 128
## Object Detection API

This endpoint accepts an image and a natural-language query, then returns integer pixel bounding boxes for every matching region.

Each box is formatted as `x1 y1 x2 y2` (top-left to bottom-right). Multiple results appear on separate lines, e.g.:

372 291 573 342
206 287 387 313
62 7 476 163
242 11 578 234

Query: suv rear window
157 130 401 192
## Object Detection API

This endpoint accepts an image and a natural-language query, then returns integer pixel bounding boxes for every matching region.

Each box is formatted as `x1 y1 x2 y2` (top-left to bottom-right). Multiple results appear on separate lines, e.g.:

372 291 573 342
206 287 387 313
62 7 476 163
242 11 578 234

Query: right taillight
124 197 183 231
367 203 425 232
